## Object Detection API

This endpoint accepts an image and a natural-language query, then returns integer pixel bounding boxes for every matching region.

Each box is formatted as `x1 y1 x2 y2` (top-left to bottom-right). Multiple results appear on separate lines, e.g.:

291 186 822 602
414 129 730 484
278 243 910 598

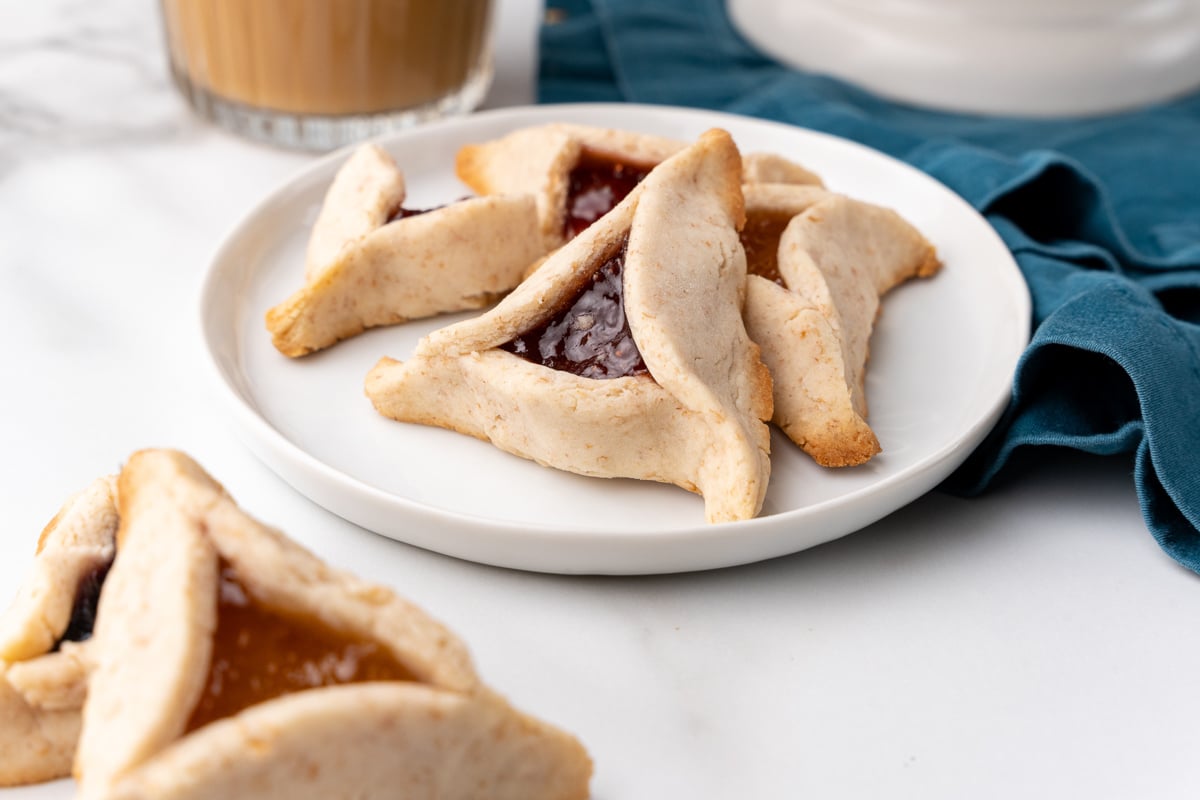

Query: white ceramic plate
199 103 1029 575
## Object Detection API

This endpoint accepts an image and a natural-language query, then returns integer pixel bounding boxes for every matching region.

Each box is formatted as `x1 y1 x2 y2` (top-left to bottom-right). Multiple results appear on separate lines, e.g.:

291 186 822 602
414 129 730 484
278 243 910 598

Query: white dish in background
728 0 1200 117
198 102 1029 575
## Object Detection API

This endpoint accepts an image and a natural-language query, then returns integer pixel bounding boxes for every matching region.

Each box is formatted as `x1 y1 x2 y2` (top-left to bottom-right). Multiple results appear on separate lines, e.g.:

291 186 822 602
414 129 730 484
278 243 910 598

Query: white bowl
729 0 1200 116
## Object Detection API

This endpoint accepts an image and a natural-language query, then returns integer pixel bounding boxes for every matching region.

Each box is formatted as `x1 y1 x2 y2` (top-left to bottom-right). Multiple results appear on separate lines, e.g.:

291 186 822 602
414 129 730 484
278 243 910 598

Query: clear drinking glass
160 0 494 150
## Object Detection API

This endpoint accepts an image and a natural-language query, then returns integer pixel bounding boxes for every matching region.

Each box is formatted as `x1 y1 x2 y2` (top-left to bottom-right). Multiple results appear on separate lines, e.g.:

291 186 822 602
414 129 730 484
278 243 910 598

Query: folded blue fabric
539 0 1200 572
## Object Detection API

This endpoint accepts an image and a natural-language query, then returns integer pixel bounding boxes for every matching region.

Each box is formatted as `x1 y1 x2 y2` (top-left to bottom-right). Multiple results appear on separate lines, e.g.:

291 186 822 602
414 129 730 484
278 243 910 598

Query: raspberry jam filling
502 237 648 379
54 561 112 648
564 152 652 239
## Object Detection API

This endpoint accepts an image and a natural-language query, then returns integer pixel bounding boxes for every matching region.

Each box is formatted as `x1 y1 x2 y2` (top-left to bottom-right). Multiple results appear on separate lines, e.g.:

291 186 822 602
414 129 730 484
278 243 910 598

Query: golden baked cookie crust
266 144 546 357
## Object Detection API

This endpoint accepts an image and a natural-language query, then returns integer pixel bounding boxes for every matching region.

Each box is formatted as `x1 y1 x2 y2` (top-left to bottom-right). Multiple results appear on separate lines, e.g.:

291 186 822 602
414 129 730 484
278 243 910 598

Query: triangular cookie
266 144 546 357
368 129 773 523
0 475 119 786
75 450 591 800
456 122 823 251
741 151 826 187
741 184 941 466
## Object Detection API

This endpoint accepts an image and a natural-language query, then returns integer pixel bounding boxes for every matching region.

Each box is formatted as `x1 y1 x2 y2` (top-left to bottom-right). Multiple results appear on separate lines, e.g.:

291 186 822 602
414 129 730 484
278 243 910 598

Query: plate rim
198 101 1031 574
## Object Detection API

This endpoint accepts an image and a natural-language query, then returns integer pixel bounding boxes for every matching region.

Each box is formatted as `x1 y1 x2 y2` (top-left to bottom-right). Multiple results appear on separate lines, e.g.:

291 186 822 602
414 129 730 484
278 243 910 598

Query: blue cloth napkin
538 0 1200 573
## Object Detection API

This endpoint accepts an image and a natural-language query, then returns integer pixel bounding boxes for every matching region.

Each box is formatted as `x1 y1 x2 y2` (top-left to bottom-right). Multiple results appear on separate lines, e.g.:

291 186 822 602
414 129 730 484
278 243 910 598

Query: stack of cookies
265 125 941 523
0 450 592 799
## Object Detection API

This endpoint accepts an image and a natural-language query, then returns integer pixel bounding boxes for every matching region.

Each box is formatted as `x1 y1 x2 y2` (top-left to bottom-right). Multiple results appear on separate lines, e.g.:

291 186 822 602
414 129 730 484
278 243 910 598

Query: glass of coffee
160 0 494 150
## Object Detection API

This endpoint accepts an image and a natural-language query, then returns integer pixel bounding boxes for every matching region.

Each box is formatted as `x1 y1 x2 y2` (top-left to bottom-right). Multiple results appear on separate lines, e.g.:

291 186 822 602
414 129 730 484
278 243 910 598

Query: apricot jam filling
564 151 653 240
740 208 794 287
185 561 417 733
502 237 648 380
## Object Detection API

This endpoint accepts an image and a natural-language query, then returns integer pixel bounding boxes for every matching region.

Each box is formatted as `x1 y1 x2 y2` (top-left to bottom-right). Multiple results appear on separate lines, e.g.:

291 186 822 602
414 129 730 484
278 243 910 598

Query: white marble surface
2 2 1200 798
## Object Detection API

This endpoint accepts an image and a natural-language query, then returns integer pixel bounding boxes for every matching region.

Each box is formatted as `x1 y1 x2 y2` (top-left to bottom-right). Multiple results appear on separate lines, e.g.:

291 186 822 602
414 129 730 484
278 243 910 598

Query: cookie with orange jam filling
74 449 591 800
741 183 941 467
